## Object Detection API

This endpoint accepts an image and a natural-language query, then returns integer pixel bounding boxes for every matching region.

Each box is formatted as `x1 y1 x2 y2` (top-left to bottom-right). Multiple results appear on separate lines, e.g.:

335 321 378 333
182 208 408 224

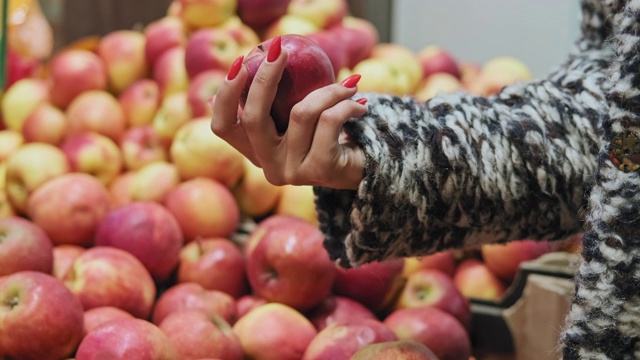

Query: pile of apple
0 0 581 359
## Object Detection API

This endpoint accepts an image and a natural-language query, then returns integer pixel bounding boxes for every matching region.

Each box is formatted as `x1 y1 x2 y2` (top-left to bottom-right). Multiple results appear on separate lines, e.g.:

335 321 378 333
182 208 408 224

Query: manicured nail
340 74 361 88
355 97 367 105
226 55 244 81
267 36 282 63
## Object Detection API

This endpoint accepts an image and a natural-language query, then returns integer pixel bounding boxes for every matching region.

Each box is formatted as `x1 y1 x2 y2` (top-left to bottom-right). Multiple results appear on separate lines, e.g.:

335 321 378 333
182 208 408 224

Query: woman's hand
210 36 368 190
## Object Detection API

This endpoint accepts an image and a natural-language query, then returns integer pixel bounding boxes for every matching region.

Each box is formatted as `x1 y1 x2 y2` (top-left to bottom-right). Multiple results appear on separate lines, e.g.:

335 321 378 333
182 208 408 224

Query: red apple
184 27 242 79
153 46 189 99
384 307 471 360
94 202 183 282
159 310 244 360
332 258 406 314
83 306 134 336
152 282 237 325
395 269 471 330
97 30 148 94
0 271 84 360
245 215 336 311
306 30 348 76
481 240 553 281
5 47 40 89
237 0 291 30
241 34 335 134
328 16 379 69
65 89 127 142
452 258 506 301
235 294 268 318
144 16 187 68
232 302 317 360
350 340 439 360
48 49 108 109
177 237 248 298
416 46 461 80
119 125 169 171
164 178 240 241
187 69 227 118
60 132 124 186
307 296 377 331
26 173 111 247
118 79 161 127
0 217 53 276
1 78 50 132
63 246 157 319
21 103 67 145
76 318 178 359
302 318 398 360
52 244 86 280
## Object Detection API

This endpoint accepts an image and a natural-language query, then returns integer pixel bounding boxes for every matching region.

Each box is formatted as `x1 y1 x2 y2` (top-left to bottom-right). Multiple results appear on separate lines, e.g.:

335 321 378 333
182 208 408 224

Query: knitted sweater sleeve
313 0 619 268
561 0 640 358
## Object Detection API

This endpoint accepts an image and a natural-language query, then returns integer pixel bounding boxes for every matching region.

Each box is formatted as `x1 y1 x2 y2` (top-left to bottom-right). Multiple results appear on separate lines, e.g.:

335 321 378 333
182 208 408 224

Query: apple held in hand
241 34 335 134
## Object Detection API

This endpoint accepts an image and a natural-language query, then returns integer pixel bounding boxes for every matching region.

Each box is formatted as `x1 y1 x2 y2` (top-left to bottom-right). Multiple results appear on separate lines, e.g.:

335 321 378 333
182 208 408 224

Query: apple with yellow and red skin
480 240 553 281
76 318 178 360
5 47 40 89
235 294 268 318
159 310 244 360
118 79 161 127
416 46 462 80
244 214 336 311
164 178 241 241
219 16 261 54
94 201 183 282
179 0 237 29
26 173 111 247
0 130 23 162
65 90 127 142
184 27 242 80
108 170 136 208
21 103 67 146
170 118 245 187
4 143 70 214
332 258 406 314
97 30 148 94
48 49 108 109
1 78 50 133
262 14 319 40
233 156 282 218
241 34 335 134
306 296 377 331
52 244 85 280
232 303 317 360
152 282 237 326
413 73 463 102
384 306 471 360
83 306 134 336
152 91 192 144
177 237 248 298
403 250 458 278
452 258 506 301
302 318 398 360
350 340 439 360
130 161 181 203
144 16 187 68
60 132 123 186
287 0 348 29
306 30 349 76
0 271 84 360
153 46 189 99
120 125 169 171
63 246 157 319
237 0 291 30
187 69 227 118
395 269 471 330
0 217 53 277
275 184 318 225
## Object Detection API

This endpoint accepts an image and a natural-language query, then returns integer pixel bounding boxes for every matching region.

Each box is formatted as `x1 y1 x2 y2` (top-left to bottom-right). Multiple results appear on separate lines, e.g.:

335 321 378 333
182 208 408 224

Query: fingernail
355 97 367 105
267 36 282 63
340 74 361 88
227 55 244 81
208 96 215 107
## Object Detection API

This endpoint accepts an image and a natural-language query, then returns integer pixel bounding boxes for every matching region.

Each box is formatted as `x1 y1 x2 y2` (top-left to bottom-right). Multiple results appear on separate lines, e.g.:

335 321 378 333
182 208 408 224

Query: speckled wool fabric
313 0 640 358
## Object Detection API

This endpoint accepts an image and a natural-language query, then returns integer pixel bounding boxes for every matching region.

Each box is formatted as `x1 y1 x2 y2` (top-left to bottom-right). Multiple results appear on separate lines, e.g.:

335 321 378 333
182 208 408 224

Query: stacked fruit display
0 0 581 359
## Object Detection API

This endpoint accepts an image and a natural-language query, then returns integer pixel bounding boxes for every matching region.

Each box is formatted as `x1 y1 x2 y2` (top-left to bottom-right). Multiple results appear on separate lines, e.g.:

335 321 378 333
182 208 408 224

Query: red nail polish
355 98 367 105
267 36 282 63
227 55 244 81
340 74 361 88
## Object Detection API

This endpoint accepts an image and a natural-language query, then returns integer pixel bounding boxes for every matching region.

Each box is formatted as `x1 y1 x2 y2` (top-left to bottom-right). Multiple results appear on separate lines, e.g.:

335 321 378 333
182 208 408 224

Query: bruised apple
241 34 335 134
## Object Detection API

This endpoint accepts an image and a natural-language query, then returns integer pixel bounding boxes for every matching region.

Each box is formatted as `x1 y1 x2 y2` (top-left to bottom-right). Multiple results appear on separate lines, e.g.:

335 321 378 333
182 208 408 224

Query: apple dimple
2 288 20 310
